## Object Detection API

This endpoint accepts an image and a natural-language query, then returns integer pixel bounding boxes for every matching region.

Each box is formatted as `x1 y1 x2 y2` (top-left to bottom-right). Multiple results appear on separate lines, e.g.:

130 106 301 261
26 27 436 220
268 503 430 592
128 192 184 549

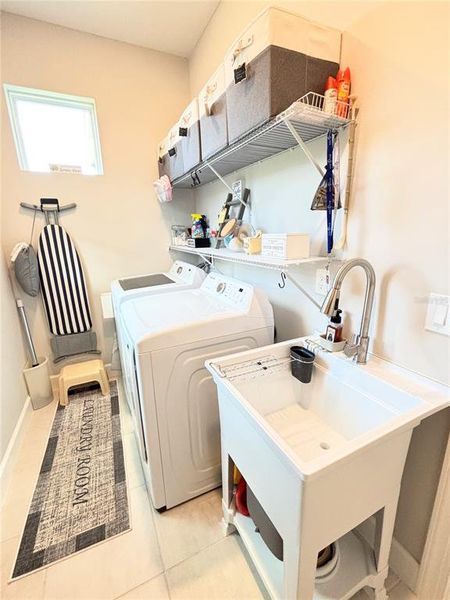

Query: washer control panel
168 261 205 285
201 272 253 309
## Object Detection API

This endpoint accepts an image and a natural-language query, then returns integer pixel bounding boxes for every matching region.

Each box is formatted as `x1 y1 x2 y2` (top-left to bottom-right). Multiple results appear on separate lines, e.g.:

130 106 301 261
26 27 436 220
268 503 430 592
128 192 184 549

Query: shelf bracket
284 270 322 309
284 119 325 177
204 160 234 193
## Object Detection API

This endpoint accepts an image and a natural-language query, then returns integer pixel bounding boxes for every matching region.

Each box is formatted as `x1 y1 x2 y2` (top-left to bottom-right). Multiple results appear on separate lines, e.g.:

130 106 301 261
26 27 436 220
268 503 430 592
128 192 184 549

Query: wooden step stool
58 359 110 406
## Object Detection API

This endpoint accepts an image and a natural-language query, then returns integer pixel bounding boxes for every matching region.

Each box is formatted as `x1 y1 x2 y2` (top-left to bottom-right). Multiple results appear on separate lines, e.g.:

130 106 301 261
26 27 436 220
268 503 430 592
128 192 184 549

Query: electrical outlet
425 293 450 336
315 268 330 296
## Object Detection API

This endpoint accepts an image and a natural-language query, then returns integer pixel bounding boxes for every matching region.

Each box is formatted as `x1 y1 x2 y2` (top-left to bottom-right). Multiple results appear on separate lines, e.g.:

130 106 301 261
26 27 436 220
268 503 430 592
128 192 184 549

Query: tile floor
1 382 417 600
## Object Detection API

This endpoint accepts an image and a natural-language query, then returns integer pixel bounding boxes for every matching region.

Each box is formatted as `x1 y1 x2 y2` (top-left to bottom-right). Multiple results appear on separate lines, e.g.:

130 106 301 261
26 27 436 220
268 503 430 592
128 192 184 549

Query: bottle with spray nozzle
336 67 351 117
323 76 338 114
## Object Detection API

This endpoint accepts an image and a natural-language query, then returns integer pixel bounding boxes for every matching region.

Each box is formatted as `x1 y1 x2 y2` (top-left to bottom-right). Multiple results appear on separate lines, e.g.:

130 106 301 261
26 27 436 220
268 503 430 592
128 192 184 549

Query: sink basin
232 358 421 464
207 337 444 479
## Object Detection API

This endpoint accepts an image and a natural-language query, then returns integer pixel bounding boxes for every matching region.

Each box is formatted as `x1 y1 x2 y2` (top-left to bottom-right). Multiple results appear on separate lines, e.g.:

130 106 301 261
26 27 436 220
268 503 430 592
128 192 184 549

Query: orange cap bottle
336 67 351 117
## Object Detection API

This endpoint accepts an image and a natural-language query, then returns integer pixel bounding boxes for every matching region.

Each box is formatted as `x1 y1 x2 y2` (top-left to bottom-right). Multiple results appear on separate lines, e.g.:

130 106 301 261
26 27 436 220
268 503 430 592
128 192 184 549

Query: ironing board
38 223 92 335
20 198 98 362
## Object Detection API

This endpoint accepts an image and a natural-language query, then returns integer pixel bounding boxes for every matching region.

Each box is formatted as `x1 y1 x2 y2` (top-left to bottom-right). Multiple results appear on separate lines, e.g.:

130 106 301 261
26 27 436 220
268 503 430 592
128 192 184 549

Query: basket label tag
234 63 247 84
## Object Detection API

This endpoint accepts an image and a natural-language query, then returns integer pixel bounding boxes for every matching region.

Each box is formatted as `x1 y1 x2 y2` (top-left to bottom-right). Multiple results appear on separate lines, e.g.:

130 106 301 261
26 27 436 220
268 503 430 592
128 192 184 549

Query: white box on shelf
261 233 310 259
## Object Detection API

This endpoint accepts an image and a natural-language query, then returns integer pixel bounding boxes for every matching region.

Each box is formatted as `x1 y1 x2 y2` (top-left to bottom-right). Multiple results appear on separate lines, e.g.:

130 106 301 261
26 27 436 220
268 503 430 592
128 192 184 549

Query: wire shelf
169 244 328 271
171 93 353 189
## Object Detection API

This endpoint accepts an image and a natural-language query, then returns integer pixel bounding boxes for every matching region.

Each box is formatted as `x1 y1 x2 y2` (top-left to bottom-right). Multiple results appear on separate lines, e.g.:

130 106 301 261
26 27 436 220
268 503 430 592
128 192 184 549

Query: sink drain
320 442 330 450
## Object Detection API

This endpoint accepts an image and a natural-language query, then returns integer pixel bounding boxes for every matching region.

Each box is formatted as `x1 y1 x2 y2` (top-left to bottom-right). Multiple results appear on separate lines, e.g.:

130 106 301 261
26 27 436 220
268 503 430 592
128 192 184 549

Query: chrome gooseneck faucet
321 258 376 364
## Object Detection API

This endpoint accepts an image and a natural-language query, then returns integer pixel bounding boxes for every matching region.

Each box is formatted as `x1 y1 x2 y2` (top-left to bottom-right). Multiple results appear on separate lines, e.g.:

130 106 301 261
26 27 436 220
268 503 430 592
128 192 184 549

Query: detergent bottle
336 67 351 117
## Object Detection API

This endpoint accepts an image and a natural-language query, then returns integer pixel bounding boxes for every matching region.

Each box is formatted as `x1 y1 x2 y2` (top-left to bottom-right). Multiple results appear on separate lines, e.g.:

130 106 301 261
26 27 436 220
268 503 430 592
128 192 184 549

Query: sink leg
374 502 398 573
374 585 388 600
293 538 318 600
221 453 236 536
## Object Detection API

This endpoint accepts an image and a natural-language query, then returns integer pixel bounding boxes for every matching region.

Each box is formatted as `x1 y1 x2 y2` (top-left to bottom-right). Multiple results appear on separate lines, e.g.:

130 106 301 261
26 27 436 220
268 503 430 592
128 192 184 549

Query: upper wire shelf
171 92 353 189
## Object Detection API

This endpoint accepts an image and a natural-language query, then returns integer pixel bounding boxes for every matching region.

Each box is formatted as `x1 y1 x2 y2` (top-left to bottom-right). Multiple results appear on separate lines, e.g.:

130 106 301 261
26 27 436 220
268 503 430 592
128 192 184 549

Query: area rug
12 380 130 579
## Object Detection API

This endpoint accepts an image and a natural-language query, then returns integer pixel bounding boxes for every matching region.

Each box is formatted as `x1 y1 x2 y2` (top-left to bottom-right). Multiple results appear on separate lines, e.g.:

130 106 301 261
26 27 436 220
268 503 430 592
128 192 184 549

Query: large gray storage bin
179 98 201 173
158 136 170 179
167 124 184 181
199 64 228 160
224 7 341 143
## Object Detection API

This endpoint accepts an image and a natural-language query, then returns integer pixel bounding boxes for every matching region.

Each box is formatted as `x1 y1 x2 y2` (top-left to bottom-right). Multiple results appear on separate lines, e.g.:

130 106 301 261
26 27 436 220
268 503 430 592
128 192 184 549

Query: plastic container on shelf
224 7 341 143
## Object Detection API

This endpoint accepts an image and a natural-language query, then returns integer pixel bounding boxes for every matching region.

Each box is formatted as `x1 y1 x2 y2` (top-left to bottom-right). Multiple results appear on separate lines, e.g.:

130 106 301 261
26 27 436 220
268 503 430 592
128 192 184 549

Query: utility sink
206 337 449 600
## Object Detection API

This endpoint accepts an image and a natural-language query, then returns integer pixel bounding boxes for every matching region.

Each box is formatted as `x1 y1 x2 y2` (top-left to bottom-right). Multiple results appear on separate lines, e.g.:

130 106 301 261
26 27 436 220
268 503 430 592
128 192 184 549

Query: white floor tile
116 574 169 600
152 488 225 569
123 432 145 490
119 397 134 436
1 537 46 600
166 534 264 600
0 490 35 543
44 485 163 600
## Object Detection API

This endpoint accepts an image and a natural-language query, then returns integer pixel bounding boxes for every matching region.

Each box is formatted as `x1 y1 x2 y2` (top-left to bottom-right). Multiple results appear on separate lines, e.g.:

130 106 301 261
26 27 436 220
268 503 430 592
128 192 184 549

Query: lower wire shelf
169 244 328 272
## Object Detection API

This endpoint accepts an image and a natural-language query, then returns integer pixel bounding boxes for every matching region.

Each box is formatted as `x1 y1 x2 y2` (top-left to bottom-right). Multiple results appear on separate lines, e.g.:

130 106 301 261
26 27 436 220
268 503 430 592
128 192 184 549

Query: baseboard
389 535 420 592
357 517 420 592
0 395 32 506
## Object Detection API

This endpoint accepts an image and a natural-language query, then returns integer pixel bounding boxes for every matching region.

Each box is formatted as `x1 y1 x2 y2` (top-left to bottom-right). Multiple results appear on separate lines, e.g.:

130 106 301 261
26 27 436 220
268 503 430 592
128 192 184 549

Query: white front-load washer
111 261 206 409
121 272 274 510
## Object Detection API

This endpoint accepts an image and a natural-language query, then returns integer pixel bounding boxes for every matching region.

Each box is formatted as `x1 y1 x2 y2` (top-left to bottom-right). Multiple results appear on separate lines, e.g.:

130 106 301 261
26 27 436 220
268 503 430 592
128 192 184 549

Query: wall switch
425 293 450 336
315 268 330 296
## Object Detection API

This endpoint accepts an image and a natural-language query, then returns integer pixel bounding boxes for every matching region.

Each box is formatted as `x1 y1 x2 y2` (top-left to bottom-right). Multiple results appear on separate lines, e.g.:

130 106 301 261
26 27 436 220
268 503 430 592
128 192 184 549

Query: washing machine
120 272 274 510
111 261 206 408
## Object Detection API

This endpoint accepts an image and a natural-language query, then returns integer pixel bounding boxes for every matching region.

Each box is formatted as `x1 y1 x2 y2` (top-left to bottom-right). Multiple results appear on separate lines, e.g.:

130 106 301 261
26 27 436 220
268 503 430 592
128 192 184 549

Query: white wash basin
207 337 448 480
206 338 449 600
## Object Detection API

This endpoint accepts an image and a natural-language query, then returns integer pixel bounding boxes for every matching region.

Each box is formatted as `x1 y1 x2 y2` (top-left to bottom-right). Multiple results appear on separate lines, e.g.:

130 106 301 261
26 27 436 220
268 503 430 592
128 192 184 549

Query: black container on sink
290 346 315 384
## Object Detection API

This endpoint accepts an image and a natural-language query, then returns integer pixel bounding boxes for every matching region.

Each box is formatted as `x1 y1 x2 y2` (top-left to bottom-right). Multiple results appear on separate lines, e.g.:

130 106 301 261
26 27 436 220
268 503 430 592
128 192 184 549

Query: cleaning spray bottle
323 76 338 114
336 67 351 117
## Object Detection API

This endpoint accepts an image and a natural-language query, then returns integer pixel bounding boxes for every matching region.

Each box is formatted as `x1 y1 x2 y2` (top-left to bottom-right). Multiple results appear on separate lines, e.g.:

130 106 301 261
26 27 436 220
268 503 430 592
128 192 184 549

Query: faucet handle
344 342 358 358
344 333 360 358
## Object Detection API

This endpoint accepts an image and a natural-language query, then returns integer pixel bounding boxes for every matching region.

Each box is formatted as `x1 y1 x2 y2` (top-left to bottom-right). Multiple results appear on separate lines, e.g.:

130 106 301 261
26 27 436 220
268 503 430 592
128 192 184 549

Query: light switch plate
315 268 330 296
425 293 450 336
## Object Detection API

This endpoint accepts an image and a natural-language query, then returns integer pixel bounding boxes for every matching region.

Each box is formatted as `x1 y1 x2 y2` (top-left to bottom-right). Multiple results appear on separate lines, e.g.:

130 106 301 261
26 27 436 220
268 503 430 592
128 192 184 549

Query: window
3 84 103 175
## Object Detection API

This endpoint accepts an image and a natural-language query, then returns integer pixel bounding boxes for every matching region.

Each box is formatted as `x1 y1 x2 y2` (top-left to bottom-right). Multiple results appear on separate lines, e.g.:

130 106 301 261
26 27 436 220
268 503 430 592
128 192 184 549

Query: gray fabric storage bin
157 136 170 179
224 7 341 143
199 64 228 160
179 99 201 172
167 124 184 181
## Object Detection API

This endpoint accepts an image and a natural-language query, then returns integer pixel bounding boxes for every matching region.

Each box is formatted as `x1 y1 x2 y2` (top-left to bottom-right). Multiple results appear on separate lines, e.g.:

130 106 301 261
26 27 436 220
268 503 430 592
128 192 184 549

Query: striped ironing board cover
38 224 92 336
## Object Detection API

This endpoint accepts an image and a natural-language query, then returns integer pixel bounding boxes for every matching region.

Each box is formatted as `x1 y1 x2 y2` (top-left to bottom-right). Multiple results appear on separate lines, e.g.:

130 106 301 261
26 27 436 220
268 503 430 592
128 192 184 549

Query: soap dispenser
326 309 343 343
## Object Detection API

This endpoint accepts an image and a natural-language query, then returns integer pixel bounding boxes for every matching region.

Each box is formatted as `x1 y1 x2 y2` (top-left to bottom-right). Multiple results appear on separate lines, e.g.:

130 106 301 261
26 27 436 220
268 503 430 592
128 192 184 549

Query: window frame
3 83 104 175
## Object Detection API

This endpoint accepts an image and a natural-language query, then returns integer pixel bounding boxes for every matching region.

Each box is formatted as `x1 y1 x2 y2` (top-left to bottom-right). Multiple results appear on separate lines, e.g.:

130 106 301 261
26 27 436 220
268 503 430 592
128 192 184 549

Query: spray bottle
323 76 338 114
336 67 351 117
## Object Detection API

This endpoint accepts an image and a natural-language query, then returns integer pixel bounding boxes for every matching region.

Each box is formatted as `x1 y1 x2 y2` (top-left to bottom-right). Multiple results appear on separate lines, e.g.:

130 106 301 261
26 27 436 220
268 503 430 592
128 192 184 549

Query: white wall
187 0 450 564
0 12 193 460
0 248 28 462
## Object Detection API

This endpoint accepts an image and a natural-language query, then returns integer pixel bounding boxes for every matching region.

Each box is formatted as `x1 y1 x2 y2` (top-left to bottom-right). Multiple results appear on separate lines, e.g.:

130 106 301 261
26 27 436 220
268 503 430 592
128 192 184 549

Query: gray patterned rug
12 380 130 579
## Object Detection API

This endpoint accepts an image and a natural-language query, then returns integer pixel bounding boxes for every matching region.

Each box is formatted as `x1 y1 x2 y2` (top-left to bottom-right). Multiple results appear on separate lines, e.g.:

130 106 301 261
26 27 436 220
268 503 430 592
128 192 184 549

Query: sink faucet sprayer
321 258 376 364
